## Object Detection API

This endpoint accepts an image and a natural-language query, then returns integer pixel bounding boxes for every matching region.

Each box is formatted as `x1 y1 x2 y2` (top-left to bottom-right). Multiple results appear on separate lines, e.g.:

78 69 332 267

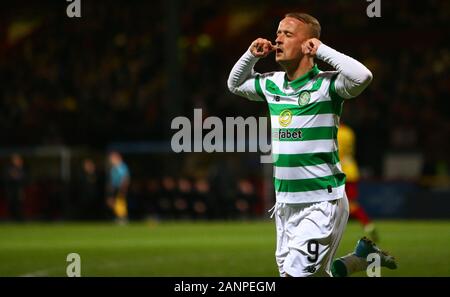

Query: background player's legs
113 194 128 222
331 192 395 277
107 191 128 225
346 182 378 242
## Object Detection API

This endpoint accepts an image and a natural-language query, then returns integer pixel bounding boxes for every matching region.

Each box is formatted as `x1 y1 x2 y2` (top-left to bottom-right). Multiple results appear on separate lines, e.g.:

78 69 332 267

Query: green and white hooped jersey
255 65 346 203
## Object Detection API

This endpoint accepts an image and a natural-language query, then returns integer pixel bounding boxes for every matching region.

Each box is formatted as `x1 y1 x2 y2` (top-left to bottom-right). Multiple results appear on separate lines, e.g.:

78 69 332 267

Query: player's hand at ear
302 38 322 56
249 38 275 58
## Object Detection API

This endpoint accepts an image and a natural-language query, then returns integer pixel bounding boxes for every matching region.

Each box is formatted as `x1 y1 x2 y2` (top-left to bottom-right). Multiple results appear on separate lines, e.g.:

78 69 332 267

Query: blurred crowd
0 152 262 221
129 176 260 221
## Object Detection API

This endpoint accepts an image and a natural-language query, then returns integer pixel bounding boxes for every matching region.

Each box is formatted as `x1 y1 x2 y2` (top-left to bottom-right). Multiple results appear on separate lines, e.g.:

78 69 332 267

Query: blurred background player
106 151 130 224
3 153 27 221
338 123 378 242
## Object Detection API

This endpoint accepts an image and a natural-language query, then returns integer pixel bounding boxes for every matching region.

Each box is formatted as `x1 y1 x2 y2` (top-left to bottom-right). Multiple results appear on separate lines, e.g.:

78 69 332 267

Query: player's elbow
354 69 373 94
345 69 373 98
227 80 234 93
362 69 373 86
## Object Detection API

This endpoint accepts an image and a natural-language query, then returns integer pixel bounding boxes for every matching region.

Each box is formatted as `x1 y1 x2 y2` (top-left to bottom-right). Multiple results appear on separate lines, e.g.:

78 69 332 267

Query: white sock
339 253 368 275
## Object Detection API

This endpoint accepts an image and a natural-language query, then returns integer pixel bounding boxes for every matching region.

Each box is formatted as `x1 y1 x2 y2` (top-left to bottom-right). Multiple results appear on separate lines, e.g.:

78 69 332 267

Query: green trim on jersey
274 173 346 193
255 75 265 101
266 76 325 97
266 79 287 96
268 101 338 116
272 126 338 141
273 151 340 167
283 64 320 89
310 77 324 92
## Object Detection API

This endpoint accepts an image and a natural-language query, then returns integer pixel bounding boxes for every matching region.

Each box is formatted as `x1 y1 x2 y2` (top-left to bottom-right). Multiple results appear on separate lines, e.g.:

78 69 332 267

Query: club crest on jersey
298 91 311 106
278 109 292 127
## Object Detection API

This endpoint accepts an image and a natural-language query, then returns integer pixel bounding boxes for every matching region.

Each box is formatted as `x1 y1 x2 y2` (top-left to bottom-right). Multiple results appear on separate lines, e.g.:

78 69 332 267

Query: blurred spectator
173 177 192 220
76 158 102 220
143 178 160 219
3 153 27 221
234 179 257 219
192 178 210 220
158 176 176 219
209 159 237 219
127 179 144 220
421 149 450 190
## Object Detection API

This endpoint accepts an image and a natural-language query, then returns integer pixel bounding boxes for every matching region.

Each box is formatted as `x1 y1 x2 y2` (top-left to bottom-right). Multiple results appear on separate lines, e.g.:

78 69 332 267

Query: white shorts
273 194 349 277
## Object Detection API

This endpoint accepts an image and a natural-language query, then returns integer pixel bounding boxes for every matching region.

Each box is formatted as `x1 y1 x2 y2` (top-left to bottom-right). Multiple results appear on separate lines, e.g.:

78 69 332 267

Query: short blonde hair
284 12 321 39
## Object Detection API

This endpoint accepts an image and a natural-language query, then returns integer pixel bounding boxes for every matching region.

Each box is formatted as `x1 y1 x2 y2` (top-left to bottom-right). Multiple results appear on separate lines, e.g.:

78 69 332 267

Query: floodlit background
0 0 449 276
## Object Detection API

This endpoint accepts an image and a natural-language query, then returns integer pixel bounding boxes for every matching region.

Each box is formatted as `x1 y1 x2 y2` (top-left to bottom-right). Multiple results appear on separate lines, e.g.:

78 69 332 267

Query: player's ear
300 42 309 55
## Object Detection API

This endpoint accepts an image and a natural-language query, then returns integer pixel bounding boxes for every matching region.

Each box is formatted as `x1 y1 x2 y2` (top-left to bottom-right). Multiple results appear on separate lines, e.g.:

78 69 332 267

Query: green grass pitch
0 220 449 276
